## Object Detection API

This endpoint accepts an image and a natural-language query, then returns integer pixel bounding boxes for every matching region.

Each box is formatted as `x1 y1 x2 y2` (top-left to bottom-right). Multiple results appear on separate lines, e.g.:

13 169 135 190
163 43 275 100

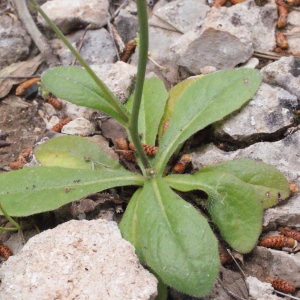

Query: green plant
0 0 290 298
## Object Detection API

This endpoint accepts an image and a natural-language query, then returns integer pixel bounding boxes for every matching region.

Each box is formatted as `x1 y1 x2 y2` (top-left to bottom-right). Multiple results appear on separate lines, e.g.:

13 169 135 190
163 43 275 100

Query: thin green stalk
30 0 130 125
129 0 152 171
0 203 20 231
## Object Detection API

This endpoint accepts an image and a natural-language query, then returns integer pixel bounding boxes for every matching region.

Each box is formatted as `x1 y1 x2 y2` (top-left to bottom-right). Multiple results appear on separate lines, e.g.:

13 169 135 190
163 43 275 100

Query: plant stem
0 203 20 231
30 0 130 125
129 0 152 170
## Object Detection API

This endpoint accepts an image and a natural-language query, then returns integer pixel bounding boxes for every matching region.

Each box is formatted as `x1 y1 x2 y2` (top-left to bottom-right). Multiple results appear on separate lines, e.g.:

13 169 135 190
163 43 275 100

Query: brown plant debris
212 0 227 7
287 0 300 5
162 119 170 135
258 236 295 248
120 40 136 63
51 117 72 133
15 78 40 96
265 276 296 294
281 227 300 242
275 0 289 28
173 154 192 174
0 244 12 260
47 97 62 110
276 32 289 49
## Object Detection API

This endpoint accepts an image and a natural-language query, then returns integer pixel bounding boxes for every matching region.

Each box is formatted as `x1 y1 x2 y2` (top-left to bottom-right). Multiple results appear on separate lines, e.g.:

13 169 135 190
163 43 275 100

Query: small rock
246 276 274 299
244 246 300 288
63 101 96 120
114 7 139 43
0 220 158 299
261 56 300 98
47 115 61 130
200 66 217 74
153 0 210 34
214 83 297 142
61 117 95 136
241 57 259 69
91 61 137 103
38 0 110 34
131 26 181 85
0 15 31 68
50 28 117 66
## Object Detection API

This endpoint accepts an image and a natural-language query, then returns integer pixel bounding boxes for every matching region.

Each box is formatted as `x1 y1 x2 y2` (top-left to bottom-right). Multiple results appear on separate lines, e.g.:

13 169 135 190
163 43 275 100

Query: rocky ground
0 0 300 299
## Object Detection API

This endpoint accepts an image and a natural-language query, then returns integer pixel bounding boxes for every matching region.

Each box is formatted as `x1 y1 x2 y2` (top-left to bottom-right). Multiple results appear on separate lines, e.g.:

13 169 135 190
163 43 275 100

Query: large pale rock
38 0 110 34
131 26 182 85
0 220 158 300
261 56 300 98
50 28 117 66
61 117 95 136
172 0 277 73
246 277 274 299
214 83 297 142
91 61 137 103
0 15 31 68
153 0 210 34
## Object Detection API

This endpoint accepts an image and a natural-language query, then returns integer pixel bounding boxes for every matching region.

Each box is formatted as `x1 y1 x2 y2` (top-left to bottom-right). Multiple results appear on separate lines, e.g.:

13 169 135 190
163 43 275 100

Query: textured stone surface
214 83 297 142
171 0 277 73
61 117 95 136
246 276 274 299
91 61 137 103
0 15 31 68
261 56 300 98
153 0 210 34
38 0 110 34
244 247 300 288
50 28 117 66
0 220 158 300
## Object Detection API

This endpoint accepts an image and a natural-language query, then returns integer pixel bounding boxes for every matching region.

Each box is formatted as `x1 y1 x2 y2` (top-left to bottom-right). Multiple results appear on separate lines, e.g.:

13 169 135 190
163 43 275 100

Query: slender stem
30 0 130 125
129 0 151 170
0 203 20 231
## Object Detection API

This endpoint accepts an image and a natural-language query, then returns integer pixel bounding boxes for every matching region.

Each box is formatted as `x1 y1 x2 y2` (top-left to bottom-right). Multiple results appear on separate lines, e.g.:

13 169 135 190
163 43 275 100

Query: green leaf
165 172 263 253
126 77 168 145
0 167 144 217
41 66 130 126
154 69 262 174
136 177 220 297
158 77 199 140
119 188 144 261
199 158 290 208
35 135 122 170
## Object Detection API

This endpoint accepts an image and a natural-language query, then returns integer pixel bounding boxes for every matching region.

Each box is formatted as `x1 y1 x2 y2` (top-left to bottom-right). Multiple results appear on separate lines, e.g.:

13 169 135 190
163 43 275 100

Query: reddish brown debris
48 97 62 110
15 78 40 96
281 227 300 242
229 0 246 4
173 154 192 174
116 138 129 150
120 40 136 63
10 155 27 170
266 277 296 294
21 145 32 158
212 0 227 7
51 117 72 133
0 244 12 260
275 0 289 28
162 119 170 135
276 32 289 49
142 144 158 157
287 0 300 5
258 236 295 248
289 183 298 195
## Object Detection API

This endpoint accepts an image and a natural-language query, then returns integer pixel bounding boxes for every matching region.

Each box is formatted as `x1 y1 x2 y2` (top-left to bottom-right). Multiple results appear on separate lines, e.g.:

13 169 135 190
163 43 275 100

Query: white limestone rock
261 56 300 98
246 276 274 299
214 83 297 142
61 117 95 136
0 219 158 300
50 28 117 66
38 0 110 34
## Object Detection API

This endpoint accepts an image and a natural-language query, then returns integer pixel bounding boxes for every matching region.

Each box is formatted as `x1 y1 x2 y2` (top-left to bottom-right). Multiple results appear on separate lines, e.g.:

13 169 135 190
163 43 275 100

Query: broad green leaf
35 135 122 170
158 76 199 140
41 66 130 126
154 69 262 174
199 158 290 208
165 172 263 253
126 77 168 145
136 177 220 297
0 166 144 217
119 188 144 261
